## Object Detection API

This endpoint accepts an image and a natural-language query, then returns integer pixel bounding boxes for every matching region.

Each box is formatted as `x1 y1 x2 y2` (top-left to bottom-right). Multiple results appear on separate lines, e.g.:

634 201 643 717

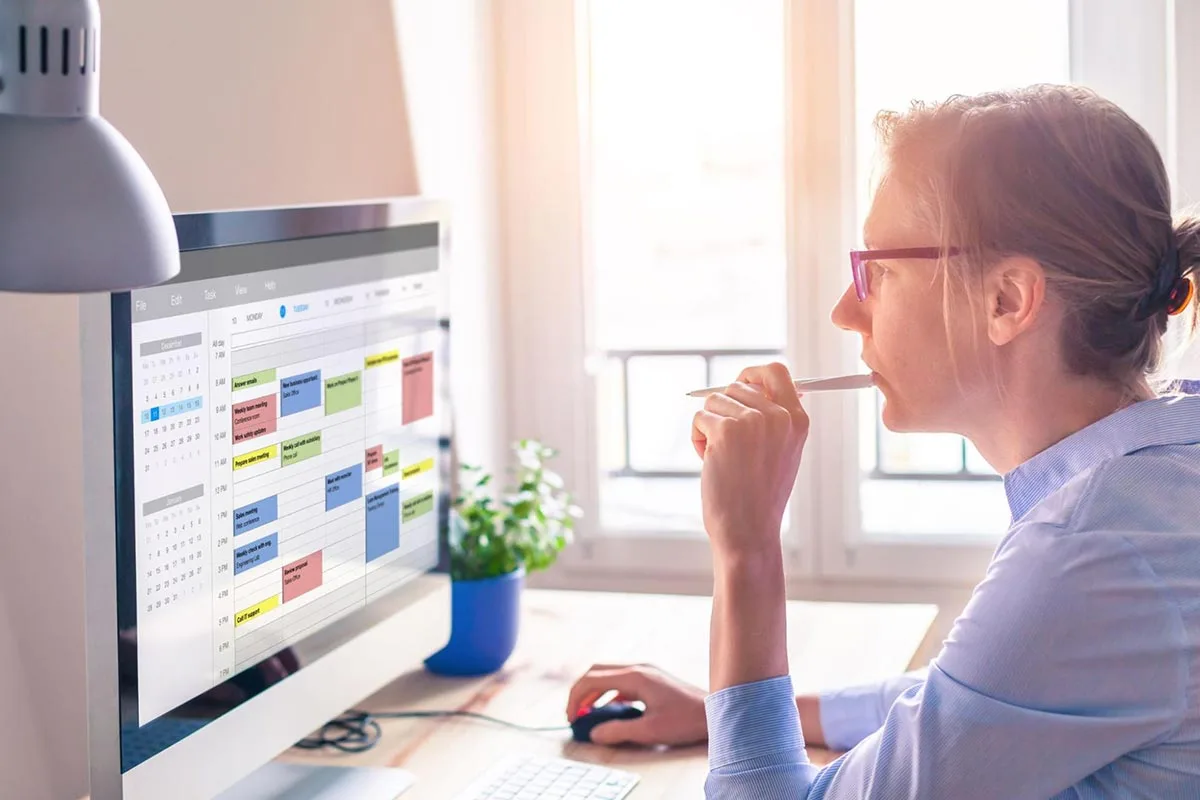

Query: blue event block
233 533 278 575
280 370 322 416
233 495 278 536
365 484 401 563
325 464 364 512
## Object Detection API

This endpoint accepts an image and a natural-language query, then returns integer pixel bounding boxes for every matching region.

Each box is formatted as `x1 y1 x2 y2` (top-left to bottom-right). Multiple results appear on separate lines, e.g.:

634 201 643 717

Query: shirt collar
1003 394 1200 523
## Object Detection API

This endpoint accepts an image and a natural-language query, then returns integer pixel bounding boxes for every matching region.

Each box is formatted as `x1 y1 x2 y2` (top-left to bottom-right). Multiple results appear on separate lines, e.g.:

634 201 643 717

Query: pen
686 373 875 398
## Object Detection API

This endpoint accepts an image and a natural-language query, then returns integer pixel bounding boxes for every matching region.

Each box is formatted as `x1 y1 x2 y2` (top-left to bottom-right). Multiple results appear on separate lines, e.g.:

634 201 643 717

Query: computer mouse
571 702 645 743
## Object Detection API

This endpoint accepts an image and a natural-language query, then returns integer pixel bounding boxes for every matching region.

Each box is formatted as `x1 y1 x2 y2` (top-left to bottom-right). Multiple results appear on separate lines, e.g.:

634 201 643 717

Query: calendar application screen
126 238 443 725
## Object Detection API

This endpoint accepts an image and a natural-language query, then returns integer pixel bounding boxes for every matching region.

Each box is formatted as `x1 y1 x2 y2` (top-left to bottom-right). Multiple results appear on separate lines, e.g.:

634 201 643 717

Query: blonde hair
874 84 1199 390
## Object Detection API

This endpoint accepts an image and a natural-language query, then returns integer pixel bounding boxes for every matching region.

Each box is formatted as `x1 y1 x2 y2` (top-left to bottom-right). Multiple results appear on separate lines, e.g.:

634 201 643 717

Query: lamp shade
0 0 179 292
0 115 178 292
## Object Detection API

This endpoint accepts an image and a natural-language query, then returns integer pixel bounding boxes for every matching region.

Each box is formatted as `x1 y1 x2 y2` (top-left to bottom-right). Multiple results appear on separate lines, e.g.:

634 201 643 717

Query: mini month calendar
139 345 206 472
141 488 206 616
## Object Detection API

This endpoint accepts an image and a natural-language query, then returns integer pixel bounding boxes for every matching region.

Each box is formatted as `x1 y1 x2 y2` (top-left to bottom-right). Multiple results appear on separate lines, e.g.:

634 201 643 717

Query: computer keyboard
455 755 639 799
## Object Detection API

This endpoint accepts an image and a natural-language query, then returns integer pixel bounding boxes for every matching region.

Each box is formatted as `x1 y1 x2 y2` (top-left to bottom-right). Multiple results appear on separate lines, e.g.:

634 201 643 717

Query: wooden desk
281 589 937 798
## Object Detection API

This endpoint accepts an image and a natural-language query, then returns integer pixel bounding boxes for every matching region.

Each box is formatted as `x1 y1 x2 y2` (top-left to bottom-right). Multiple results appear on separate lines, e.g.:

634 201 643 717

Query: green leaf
448 438 580 580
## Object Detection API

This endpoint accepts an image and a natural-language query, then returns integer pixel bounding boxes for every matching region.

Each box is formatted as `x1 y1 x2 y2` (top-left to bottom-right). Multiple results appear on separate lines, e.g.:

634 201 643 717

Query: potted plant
424 439 581 676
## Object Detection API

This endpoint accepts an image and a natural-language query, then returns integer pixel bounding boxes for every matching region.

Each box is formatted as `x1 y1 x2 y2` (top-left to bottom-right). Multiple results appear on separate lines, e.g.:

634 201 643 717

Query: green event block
281 431 322 466
402 491 435 522
324 371 363 415
233 368 277 391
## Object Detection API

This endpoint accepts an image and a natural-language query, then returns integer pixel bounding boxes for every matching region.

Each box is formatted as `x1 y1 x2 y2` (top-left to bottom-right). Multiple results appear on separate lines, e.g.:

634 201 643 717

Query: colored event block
281 431 322 466
401 458 434 480
233 368 277 392
233 533 278 575
402 353 434 424
233 444 277 471
235 595 279 627
232 393 278 444
281 370 322 416
365 350 399 369
233 495 278 536
282 551 323 602
325 463 364 511
402 490 435 523
325 371 363 415
366 484 401 563
382 450 400 477
365 444 384 472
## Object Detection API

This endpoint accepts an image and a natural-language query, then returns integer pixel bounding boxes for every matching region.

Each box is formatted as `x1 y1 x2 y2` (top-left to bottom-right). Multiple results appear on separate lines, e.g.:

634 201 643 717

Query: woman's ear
986 256 1045 346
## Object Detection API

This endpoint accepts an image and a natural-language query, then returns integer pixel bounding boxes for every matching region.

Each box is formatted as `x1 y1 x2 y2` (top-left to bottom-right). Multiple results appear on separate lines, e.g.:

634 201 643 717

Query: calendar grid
220 312 440 666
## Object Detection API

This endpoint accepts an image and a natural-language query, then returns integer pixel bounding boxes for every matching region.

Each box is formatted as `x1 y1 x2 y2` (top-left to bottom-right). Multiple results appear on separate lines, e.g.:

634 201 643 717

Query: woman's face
831 177 988 433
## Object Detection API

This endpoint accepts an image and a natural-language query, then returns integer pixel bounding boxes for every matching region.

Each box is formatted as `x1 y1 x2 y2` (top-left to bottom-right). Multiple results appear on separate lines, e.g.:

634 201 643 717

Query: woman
567 84 1200 798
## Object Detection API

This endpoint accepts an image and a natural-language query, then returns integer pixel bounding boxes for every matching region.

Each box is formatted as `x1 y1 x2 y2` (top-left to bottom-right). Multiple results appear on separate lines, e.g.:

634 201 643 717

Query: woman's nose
830 282 869 334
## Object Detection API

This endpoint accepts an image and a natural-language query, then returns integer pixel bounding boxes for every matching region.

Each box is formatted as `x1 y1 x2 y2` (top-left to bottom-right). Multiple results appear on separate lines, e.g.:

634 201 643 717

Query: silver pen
686 373 875 398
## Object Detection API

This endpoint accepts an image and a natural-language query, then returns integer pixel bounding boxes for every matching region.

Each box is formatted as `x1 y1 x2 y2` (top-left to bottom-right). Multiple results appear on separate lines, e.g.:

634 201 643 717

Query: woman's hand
691 362 810 559
565 664 708 747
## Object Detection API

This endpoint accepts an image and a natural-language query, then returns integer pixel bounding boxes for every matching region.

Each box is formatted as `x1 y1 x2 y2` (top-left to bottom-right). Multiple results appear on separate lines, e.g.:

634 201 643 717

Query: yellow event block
365 350 400 369
233 444 278 471
235 595 280 626
401 457 435 479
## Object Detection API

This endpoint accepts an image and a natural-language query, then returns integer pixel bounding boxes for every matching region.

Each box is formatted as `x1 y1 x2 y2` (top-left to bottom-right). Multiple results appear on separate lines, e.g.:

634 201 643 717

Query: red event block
281 550 323 602
402 352 434 424
365 444 384 471
232 393 278 444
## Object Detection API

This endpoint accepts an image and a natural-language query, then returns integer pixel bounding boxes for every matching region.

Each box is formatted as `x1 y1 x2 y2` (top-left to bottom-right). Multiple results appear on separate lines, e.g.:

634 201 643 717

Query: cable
370 709 573 732
294 709 572 753
294 711 381 753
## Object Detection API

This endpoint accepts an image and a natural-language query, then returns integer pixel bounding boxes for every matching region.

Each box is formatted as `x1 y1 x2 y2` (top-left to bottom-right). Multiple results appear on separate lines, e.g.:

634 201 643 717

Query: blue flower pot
424 567 524 676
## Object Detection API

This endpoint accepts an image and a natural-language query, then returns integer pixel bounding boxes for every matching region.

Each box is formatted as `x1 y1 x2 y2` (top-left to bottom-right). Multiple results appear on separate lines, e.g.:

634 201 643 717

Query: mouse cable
293 709 571 754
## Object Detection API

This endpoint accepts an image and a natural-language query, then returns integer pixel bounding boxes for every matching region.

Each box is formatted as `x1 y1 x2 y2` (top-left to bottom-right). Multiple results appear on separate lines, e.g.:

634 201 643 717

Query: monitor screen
110 217 447 769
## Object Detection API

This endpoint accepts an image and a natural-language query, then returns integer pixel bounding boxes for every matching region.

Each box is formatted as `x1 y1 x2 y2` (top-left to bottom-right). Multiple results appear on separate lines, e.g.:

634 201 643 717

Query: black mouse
571 702 645 743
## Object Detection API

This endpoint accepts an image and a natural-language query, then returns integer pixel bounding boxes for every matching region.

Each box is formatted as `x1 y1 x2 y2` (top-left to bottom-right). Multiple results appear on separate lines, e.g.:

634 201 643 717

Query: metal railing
602 348 779 479
602 348 1000 482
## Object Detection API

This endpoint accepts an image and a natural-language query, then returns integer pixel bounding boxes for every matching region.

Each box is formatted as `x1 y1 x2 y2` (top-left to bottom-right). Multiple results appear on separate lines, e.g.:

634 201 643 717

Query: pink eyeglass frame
849 246 961 301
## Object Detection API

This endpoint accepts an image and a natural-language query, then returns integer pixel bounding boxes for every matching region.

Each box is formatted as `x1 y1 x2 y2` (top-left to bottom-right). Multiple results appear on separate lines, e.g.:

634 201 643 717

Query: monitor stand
215 763 416 799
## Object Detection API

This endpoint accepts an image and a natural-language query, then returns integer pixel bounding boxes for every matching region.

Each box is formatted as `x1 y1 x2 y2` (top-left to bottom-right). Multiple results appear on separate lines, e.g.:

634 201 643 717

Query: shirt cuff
705 675 806 770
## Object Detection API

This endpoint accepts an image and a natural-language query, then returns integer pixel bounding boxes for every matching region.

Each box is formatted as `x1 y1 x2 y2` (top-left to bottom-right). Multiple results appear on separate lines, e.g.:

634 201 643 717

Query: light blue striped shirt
705 394 1200 799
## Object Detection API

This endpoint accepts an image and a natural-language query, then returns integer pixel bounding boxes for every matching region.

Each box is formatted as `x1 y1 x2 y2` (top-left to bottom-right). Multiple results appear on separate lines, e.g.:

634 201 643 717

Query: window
587 0 787 534
499 0 1179 586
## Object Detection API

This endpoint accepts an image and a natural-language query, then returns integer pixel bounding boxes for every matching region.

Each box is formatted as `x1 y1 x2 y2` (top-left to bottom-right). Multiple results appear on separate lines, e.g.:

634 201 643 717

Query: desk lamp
0 0 178 292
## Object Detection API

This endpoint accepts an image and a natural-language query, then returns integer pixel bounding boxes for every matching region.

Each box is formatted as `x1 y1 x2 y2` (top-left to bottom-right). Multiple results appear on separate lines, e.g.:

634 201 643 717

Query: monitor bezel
84 198 453 800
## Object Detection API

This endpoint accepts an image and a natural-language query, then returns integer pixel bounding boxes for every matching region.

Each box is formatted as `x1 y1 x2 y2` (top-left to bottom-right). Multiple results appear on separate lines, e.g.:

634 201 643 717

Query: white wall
0 596 56 792
0 2 503 798
1170 1 1200 377
100 0 419 212
0 296 87 800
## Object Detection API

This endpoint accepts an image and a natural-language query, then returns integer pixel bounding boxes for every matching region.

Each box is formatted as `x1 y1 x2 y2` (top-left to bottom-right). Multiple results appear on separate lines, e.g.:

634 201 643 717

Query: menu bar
131 248 437 323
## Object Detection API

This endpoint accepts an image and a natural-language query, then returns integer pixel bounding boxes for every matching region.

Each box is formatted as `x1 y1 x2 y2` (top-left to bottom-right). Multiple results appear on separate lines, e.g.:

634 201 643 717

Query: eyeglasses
849 246 960 301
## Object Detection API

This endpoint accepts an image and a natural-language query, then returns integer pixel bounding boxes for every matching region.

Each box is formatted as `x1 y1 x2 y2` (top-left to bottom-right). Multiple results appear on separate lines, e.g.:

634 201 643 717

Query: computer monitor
81 199 453 799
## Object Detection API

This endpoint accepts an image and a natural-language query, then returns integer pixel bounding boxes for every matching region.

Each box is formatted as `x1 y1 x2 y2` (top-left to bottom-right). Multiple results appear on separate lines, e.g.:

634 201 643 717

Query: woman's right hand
565 663 709 747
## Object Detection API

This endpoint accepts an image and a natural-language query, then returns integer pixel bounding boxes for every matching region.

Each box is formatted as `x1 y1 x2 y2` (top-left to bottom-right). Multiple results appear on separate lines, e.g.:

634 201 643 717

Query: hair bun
1135 238 1184 319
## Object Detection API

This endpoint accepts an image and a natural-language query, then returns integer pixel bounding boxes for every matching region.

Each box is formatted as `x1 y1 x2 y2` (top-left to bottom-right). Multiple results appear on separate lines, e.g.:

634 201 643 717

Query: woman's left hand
691 362 810 560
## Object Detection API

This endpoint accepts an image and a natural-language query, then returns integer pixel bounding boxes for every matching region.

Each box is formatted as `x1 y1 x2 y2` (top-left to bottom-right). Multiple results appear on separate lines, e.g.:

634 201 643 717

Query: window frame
497 0 1182 591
